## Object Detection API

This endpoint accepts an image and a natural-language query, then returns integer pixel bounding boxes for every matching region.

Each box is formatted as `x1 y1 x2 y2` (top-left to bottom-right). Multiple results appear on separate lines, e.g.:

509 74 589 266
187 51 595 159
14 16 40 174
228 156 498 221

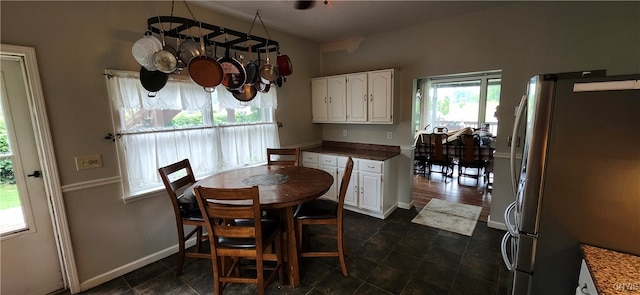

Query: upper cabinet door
368 69 393 123
347 73 368 122
311 78 328 122
327 76 347 122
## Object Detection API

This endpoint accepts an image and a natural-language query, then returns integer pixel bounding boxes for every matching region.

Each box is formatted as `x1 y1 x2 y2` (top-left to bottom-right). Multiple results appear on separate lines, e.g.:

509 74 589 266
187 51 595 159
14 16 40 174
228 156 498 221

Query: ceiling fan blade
294 0 315 10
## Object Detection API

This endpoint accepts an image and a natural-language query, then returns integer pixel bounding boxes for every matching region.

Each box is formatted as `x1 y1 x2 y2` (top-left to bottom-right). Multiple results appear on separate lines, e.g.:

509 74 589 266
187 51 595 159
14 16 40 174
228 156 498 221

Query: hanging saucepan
244 45 259 85
218 44 246 90
178 36 201 66
276 47 293 81
259 47 279 83
139 66 168 97
152 31 178 74
188 27 223 93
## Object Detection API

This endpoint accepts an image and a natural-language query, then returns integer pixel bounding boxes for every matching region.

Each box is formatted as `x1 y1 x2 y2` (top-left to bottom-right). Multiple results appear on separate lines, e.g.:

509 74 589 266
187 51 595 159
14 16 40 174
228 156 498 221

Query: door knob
28 171 41 178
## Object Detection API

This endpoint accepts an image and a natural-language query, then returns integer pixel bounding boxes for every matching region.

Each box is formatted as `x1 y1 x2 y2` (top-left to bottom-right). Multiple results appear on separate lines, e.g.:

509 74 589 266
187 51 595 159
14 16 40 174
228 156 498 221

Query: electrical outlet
387 132 393 140
343 130 347 137
75 154 103 171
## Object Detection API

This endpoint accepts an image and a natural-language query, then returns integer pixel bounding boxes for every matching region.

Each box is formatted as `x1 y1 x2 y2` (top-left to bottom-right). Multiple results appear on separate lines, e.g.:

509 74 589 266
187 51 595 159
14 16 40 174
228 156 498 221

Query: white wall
1 1 320 289
316 1 640 226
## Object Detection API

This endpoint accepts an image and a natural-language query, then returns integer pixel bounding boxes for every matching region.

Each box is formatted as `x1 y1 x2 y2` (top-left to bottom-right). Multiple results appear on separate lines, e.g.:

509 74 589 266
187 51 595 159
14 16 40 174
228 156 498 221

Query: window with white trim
416 70 501 135
105 70 280 200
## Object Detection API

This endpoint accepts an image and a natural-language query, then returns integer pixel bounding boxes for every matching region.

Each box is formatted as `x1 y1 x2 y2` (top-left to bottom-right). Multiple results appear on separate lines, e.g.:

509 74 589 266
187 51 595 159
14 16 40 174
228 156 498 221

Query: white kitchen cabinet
338 157 359 207
346 73 368 122
311 76 347 123
301 151 319 169
311 78 328 122
303 151 399 219
313 69 397 124
576 259 598 295
303 152 339 200
367 69 394 123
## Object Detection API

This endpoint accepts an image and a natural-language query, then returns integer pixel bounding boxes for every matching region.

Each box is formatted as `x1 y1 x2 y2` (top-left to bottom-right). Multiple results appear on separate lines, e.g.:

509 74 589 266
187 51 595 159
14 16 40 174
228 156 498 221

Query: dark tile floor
64 208 510 295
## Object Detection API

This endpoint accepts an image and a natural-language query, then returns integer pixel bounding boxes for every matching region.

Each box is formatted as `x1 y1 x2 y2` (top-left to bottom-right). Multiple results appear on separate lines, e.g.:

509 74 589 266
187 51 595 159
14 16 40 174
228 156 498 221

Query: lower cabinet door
340 169 358 207
319 165 338 201
359 171 382 212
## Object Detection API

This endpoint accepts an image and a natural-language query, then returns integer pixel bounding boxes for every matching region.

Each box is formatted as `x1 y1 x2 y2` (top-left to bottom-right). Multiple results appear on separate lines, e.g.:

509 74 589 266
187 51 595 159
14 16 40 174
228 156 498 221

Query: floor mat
411 199 482 236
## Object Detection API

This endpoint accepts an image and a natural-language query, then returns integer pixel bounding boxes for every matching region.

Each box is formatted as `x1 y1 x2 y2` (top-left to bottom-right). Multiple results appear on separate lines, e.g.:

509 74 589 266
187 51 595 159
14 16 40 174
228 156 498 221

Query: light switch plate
75 154 103 171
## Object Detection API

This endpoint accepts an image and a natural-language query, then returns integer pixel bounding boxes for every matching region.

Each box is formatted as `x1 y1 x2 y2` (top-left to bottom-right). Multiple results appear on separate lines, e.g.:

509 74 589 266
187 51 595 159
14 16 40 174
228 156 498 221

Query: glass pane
428 80 481 131
485 78 501 136
0 100 26 235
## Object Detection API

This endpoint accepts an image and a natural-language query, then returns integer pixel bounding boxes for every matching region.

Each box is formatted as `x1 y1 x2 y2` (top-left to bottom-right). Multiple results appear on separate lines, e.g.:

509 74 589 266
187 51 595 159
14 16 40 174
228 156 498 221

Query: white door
346 73 368 122
1 48 66 294
368 70 393 123
311 78 328 122
340 168 358 207
359 171 382 212
318 165 337 201
327 76 347 122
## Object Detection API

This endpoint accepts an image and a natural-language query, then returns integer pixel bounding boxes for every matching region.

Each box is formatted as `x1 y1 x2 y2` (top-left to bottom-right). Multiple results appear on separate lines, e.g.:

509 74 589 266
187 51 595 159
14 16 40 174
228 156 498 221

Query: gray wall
2 0 639 290
317 1 640 226
1 1 320 286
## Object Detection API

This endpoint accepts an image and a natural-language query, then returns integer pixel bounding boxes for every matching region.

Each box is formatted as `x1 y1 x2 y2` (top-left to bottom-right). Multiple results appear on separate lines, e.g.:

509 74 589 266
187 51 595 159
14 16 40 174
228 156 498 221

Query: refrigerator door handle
510 94 527 196
501 232 515 271
504 201 518 236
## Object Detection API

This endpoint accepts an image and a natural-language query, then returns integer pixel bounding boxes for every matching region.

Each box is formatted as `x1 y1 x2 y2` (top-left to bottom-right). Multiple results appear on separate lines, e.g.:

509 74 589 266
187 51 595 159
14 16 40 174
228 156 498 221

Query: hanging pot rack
147 16 279 53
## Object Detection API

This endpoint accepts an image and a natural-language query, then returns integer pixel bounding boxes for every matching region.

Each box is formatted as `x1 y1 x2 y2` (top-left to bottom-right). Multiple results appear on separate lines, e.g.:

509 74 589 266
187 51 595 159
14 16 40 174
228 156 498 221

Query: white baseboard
397 201 413 210
77 239 196 293
487 214 506 230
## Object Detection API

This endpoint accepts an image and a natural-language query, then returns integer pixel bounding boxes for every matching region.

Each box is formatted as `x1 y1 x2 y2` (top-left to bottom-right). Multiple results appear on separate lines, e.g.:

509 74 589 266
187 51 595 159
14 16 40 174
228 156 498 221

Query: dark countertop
303 141 401 161
581 244 640 294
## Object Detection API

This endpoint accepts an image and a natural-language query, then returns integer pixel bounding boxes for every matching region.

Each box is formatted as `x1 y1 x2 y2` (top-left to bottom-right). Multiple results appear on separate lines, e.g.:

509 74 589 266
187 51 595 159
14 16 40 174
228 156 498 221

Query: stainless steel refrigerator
501 70 640 294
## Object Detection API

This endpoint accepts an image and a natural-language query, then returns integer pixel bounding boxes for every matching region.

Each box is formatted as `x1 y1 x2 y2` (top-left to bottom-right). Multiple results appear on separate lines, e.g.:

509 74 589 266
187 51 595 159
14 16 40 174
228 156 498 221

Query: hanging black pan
218 44 246 90
139 66 168 97
231 84 258 102
244 45 259 85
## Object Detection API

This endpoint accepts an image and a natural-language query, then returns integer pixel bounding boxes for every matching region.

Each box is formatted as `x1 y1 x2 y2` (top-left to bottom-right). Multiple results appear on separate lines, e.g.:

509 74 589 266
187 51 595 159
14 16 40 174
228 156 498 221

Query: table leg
282 206 300 288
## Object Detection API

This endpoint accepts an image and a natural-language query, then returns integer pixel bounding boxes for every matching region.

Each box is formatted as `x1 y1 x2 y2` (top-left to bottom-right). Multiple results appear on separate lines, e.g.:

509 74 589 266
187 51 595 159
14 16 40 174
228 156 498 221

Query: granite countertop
581 244 640 294
303 141 401 161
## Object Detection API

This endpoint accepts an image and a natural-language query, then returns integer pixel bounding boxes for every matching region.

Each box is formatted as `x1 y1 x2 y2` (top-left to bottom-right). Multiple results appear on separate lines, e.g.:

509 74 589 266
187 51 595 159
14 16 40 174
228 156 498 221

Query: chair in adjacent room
425 127 455 180
267 147 300 166
158 159 210 276
294 157 354 276
193 185 283 295
457 133 489 185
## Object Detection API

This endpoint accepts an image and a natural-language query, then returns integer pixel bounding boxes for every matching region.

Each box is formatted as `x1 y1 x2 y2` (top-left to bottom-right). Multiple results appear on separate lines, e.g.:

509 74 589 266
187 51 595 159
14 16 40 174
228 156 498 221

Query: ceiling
193 1 510 44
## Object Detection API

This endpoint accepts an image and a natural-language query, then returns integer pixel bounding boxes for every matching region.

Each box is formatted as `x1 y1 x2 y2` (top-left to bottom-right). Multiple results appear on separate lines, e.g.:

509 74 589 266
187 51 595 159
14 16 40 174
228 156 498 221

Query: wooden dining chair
457 133 489 185
158 159 210 276
294 157 354 276
193 185 283 295
267 148 300 166
425 128 455 180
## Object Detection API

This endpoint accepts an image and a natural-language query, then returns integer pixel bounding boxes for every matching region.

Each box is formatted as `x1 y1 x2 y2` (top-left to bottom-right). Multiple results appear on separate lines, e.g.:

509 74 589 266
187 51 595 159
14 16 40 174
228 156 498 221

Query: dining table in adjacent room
193 164 334 288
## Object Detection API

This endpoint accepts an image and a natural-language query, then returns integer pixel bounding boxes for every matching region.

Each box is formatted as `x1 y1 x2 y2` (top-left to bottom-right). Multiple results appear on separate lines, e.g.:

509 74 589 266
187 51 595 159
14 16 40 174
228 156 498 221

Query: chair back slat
267 148 301 166
213 226 256 238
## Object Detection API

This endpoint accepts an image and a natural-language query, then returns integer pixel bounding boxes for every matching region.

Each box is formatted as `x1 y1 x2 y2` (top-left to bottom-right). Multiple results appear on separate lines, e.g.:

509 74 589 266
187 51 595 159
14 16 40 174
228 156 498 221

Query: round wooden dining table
194 164 333 288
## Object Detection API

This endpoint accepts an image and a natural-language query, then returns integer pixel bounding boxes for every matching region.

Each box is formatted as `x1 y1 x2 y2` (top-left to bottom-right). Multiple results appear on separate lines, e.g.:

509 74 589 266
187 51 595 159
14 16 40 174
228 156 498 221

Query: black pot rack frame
147 16 279 54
